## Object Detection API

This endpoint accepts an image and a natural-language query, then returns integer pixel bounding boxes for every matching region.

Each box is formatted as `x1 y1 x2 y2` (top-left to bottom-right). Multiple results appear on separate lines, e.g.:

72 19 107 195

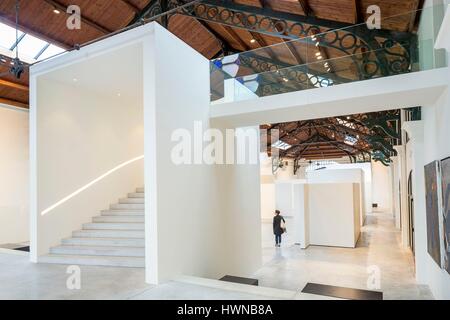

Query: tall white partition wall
0 105 29 244
308 183 361 248
307 168 367 225
30 37 145 260
144 25 262 283
144 24 226 284
31 23 263 284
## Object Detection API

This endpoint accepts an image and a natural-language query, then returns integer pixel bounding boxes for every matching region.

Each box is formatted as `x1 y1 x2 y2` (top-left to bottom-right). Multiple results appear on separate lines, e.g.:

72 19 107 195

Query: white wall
144 24 226 283
403 1 450 299
260 153 276 220
371 160 393 213
0 105 29 244
320 163 372 215
144 24 262 283
419 87 450 299
308 183 360 248
307 168 366 224
31 43 144 259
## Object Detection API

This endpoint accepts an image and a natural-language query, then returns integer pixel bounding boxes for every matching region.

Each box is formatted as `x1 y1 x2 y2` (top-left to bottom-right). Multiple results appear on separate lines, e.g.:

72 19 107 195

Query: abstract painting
424 161 441 267
441 157 450 274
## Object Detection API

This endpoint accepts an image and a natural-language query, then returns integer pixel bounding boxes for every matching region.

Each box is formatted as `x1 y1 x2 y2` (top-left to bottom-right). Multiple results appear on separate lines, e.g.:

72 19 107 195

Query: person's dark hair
275 210 280 215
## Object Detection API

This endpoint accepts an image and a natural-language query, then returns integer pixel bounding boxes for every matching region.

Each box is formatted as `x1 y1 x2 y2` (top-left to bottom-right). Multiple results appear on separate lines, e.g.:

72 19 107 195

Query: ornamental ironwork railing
210 3 447 103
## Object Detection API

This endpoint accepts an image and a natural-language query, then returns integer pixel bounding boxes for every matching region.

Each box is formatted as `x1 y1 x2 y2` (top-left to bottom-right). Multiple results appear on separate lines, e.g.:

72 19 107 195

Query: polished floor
257 212 434 300
0 212 433 300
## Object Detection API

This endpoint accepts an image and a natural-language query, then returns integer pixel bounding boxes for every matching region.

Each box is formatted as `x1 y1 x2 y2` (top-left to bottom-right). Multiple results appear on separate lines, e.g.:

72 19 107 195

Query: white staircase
40 187 145 268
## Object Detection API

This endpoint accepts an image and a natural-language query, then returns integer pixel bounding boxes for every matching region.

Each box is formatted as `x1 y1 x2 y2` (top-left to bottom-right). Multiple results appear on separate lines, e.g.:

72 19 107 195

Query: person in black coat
273 210 286 247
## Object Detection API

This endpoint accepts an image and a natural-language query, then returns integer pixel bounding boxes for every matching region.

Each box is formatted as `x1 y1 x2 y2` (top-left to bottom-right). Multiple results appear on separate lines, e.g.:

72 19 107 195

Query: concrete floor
257 212 434 300
0 211 433 300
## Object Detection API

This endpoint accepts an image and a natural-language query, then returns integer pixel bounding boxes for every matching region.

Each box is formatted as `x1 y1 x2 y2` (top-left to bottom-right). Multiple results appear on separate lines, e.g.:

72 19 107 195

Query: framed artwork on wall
440 157 450 274
424 160 441 267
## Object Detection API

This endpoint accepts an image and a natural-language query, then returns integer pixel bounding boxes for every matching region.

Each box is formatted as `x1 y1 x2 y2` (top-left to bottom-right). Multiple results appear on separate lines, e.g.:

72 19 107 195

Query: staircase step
73 229 144 239
50 245 145 257
62 237 145 247
39 254 145 268
83 223 144 231
93 215 144 223
119 198 144 204
101 210 144 216
136 187 145 193
110 203 144 210
128 192 144 198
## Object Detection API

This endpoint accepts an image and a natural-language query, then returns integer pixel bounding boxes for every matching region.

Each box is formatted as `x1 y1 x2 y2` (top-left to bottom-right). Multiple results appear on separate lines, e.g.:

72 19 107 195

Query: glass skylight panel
12 34 48 59
344 135 358 146
272 140 292 150
37 44 65 61
0 23 23 50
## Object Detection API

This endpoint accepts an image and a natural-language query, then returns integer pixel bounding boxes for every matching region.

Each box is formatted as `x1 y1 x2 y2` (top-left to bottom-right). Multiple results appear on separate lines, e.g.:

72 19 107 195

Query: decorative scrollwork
185 1 416 81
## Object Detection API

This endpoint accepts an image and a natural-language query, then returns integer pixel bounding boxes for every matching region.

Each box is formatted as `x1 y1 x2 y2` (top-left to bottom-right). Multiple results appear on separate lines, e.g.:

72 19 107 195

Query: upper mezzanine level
209 3 450 126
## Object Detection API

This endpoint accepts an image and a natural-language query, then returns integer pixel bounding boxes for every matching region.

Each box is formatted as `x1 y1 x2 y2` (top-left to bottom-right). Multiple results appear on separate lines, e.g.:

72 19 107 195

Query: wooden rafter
298 0 313 17
0 79 29 91
0 97 28 109
43 0 112 34
119 0 141 13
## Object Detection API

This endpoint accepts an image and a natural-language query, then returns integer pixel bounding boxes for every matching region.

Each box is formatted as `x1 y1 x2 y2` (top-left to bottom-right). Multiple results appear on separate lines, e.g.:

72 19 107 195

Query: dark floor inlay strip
302 283 383 300
220 275 259 286
14 246 30 252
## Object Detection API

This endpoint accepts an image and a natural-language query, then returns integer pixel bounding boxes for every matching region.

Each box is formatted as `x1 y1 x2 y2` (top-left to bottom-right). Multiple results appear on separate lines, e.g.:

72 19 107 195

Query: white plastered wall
30 42 145 260
0 104 29 244
143 24 262 283
144 24 226 283
307 168 366 225
402 0 450 299
30 23 262 284
308 183 361 248
371 160 393 213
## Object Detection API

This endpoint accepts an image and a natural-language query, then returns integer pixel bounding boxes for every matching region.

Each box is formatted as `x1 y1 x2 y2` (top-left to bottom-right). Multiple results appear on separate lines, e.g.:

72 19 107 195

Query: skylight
344 135 358 146
271 140 292 150
0 22 64 63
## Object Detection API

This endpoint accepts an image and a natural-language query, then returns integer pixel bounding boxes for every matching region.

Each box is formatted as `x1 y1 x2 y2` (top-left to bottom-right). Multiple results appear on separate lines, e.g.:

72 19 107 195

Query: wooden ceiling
0 0 424 109
262 109 402 163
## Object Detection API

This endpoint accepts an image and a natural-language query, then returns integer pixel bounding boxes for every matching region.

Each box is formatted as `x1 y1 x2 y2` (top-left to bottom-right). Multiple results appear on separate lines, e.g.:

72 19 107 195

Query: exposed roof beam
0 97 28 109
298 0 313 16
129 0 159 25
0 15 71 49
199 0 412 40
353 0 360 24
408 0 421 32
43 0 112 34
222 26 251 51
196 21 233 57
119 0 141 13
0 79 29 91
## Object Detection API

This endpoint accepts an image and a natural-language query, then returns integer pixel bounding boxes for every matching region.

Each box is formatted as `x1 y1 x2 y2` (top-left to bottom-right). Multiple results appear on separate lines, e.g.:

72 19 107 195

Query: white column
390 155 401 227
393 146 409 243
402 120 426 283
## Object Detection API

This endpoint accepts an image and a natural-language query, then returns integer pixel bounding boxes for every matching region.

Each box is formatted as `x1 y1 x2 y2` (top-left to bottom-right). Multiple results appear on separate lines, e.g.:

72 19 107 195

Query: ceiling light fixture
53 8 61 14
250 39 256 44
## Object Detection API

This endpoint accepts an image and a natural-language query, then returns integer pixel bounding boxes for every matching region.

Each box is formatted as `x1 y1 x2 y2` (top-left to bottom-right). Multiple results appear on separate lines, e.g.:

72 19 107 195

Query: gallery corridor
257 213 434 300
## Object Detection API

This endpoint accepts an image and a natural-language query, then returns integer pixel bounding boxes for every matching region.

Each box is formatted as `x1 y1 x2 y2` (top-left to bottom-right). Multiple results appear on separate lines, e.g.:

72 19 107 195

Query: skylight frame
0 21 64 63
